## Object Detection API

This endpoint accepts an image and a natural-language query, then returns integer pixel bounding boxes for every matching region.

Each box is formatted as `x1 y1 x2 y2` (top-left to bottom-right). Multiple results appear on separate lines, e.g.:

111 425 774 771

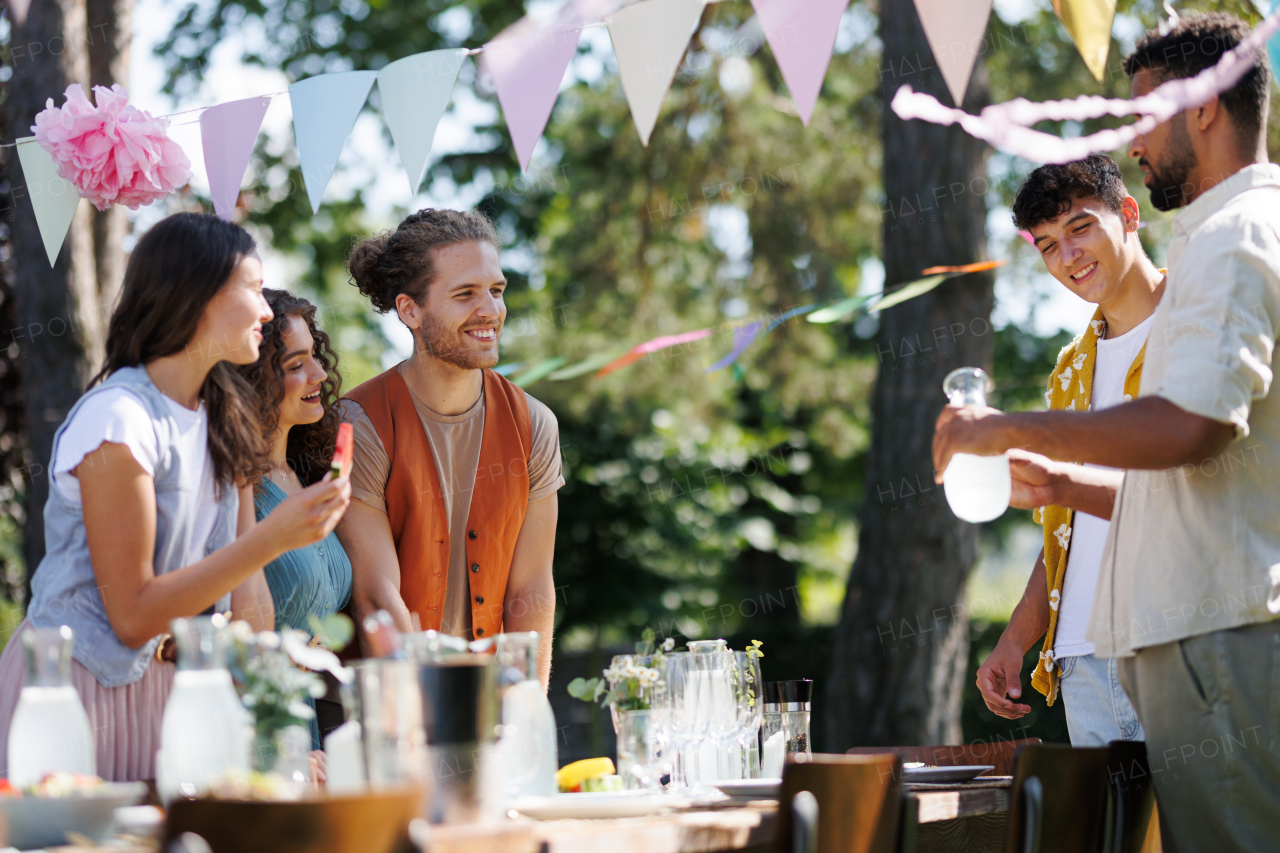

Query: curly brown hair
347 208 498 313
238 289 343 488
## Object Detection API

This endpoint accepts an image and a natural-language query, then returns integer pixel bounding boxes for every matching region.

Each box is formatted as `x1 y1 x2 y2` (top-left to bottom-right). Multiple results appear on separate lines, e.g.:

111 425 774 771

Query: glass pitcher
7 625 96 786
156 615 250 802
941 367 1011 522
494 632 558 797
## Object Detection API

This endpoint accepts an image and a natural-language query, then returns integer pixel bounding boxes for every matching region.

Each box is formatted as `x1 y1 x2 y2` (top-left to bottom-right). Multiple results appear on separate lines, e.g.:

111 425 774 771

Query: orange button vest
345 367 531 639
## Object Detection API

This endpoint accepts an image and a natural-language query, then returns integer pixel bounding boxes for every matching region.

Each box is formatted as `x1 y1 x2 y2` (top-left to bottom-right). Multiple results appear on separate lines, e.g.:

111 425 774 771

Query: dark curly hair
347 208 499 313
238 289 343 488
1123 12 1270 159
1012 154 1127 232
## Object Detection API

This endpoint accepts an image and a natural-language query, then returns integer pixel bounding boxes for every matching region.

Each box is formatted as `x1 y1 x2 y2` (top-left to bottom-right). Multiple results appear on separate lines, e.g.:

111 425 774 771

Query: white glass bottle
156 615 249 803
942 367 1011 522
494 632 558 798
7 625 96 786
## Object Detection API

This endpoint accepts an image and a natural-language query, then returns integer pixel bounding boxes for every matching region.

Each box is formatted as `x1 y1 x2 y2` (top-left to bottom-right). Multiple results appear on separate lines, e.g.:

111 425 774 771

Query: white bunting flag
608 0 707 146
377 50 467 196
16 138 82 267
912 0 995 107
289 70 378 213
200 96 272 220
750 0 850 124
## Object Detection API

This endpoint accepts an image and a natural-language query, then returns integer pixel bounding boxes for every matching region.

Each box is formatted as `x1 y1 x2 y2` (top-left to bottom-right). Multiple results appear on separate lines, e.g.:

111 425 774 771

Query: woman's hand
257 475 351 554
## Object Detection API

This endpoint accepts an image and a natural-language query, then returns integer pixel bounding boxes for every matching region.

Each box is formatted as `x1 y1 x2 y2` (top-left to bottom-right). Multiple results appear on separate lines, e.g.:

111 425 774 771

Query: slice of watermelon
331 421 353 479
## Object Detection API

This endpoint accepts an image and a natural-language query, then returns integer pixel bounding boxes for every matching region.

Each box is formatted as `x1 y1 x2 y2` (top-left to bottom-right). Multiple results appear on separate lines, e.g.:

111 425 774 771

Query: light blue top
254 480 351 631
27 366 239 688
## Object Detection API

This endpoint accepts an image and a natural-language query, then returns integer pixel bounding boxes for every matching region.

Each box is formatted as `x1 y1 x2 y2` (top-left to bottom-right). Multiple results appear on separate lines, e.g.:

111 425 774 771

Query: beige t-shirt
339 367 564 639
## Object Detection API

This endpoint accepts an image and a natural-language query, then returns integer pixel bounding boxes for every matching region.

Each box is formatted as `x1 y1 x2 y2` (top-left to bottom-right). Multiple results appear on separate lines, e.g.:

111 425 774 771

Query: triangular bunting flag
16 138 82 267
485 24 582 171
288 70 377 213
377 50 466 196
9 0 31 25
912 0 994 107
200 96 272 221
749 0 849 124
1052 0 1116 82
608 0 707 146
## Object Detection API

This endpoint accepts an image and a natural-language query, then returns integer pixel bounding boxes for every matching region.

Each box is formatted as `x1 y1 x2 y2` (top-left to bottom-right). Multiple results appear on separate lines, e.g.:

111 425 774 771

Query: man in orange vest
337 209 563 687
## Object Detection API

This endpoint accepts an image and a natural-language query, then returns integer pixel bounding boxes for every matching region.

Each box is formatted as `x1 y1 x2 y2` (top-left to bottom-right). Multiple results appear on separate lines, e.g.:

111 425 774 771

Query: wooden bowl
163 788 422 853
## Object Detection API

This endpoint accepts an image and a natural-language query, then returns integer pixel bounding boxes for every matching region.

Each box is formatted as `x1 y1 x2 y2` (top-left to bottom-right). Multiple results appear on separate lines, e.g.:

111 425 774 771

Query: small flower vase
615 710 659 790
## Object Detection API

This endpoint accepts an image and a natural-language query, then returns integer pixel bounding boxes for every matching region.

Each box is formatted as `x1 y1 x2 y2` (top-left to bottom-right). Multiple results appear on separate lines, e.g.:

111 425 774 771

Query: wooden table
901 778 1010 853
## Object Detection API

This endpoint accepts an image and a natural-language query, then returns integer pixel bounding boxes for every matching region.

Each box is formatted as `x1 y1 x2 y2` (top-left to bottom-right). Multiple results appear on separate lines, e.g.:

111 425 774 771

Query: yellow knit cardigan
1029 307 1146 705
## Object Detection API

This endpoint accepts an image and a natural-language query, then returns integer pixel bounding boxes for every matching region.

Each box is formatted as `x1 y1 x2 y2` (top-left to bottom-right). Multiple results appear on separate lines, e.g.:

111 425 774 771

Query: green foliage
306 612 354 652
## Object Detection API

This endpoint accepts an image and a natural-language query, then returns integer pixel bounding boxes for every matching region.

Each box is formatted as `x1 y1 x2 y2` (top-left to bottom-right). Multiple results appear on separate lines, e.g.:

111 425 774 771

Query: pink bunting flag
200 96 272 221
596 329 713 378
749 0 850 124
8 0 31 25
913 0 995 107
486 23 582 171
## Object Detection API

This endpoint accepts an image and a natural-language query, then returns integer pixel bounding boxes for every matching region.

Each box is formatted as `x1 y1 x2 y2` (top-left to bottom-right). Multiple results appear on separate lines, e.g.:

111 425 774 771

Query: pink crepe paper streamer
1017 230 1035 245
596 328 713 377
486 23 582 171
32 84 192 211
891 10 1280 164
750 0 850 124
200 96 271 220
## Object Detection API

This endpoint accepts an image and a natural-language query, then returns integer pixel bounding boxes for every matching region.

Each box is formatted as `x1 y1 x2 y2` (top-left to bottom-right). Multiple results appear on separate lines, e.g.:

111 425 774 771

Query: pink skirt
0 620 174 782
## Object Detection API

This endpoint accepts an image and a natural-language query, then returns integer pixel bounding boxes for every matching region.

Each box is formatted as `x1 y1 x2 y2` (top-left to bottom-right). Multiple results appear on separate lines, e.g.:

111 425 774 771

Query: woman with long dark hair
0 213 350 781
238 289 353 745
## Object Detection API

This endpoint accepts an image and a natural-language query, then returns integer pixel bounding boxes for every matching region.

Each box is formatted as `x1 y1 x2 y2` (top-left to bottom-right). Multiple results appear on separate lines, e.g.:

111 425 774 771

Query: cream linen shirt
1089 164 1280 659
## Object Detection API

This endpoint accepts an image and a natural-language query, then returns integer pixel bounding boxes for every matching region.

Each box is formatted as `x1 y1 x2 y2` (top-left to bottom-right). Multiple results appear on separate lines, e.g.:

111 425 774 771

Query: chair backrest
845 737 1042 777
774 754 902 853
1104 741 1158 853
1004 743 1111 853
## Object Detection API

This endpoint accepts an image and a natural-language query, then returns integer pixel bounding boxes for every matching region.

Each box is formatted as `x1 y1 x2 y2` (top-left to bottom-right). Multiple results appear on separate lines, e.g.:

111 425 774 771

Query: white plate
902 765 995 784
709 778 783 799
0 781 148 850
511 791 688 820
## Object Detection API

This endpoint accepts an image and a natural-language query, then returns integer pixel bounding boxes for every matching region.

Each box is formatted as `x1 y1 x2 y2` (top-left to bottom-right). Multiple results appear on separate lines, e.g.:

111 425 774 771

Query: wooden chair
846 737 1041 777
773 753 903 853
163 788 421 853
1104 741 1160 853
1005 743 1112 853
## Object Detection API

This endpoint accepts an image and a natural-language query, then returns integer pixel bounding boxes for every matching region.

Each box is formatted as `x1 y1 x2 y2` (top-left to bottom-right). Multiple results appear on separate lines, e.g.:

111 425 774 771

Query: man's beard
415 312 500 370
1145 114 1199 212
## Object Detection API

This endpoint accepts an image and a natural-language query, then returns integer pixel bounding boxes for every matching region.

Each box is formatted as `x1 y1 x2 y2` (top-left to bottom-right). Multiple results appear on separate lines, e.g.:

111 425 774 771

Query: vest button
475 596 484 604
476 628 485 636
468 530 477 540
471 564 480 573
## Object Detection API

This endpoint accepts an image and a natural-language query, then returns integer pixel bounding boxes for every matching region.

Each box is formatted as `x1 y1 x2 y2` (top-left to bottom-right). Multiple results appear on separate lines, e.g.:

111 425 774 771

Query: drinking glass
660 652 707 794
686 645 736 783
728 651 763 779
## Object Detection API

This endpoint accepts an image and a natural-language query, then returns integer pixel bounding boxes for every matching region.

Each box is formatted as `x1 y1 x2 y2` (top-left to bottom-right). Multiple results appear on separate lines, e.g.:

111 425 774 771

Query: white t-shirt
1054 312 1156 659
52 387 219 568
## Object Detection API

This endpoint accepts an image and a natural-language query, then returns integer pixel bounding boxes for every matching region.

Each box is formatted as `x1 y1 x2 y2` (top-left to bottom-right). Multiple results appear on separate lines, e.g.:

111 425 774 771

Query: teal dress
254 480 352 631
255 480 353 749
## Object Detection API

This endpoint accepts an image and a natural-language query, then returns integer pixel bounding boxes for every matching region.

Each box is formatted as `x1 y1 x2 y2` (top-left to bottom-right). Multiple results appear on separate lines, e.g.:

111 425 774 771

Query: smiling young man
975 155 1163 746
336 209 562 687
934 14 1279 848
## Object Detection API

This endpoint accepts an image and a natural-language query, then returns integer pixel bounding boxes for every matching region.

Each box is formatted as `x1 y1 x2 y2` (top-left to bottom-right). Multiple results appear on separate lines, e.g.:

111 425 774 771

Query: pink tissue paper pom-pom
31 83 193 212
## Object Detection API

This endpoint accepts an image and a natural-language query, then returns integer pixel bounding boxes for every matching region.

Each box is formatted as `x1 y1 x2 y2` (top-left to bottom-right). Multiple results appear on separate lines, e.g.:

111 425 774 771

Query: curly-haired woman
238 288 353 749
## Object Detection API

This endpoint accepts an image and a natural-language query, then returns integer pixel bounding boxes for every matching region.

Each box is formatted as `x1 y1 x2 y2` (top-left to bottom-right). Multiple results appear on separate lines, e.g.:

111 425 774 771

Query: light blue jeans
1055 653 1145 746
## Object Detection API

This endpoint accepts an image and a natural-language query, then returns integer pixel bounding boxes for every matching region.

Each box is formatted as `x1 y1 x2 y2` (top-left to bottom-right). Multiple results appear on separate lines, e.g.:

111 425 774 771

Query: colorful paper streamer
1052 0 1116 83
200 96 272 221
289 70 378 213
378 50 467 196
486 24 583 171
512 356 568 387
913 0 995 107
892 10 1280 163
608 0 707 146
706 321 763 373
596 328 713 377
750 0 850 124
15 137 82 267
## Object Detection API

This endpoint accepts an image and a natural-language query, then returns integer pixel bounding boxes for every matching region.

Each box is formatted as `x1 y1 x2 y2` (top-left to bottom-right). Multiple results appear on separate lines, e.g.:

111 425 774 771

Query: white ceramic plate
903 765 995 784
0 781 148 849
511 791 689 820
709 778 783 799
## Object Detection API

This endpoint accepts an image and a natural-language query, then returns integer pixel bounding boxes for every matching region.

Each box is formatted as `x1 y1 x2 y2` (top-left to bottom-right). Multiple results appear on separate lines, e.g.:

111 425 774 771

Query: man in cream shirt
933 14 1279 850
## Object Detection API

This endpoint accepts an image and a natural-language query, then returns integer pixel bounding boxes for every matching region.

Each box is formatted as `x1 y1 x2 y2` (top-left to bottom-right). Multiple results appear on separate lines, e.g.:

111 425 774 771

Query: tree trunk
7 0 131 580
824 2 993 750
